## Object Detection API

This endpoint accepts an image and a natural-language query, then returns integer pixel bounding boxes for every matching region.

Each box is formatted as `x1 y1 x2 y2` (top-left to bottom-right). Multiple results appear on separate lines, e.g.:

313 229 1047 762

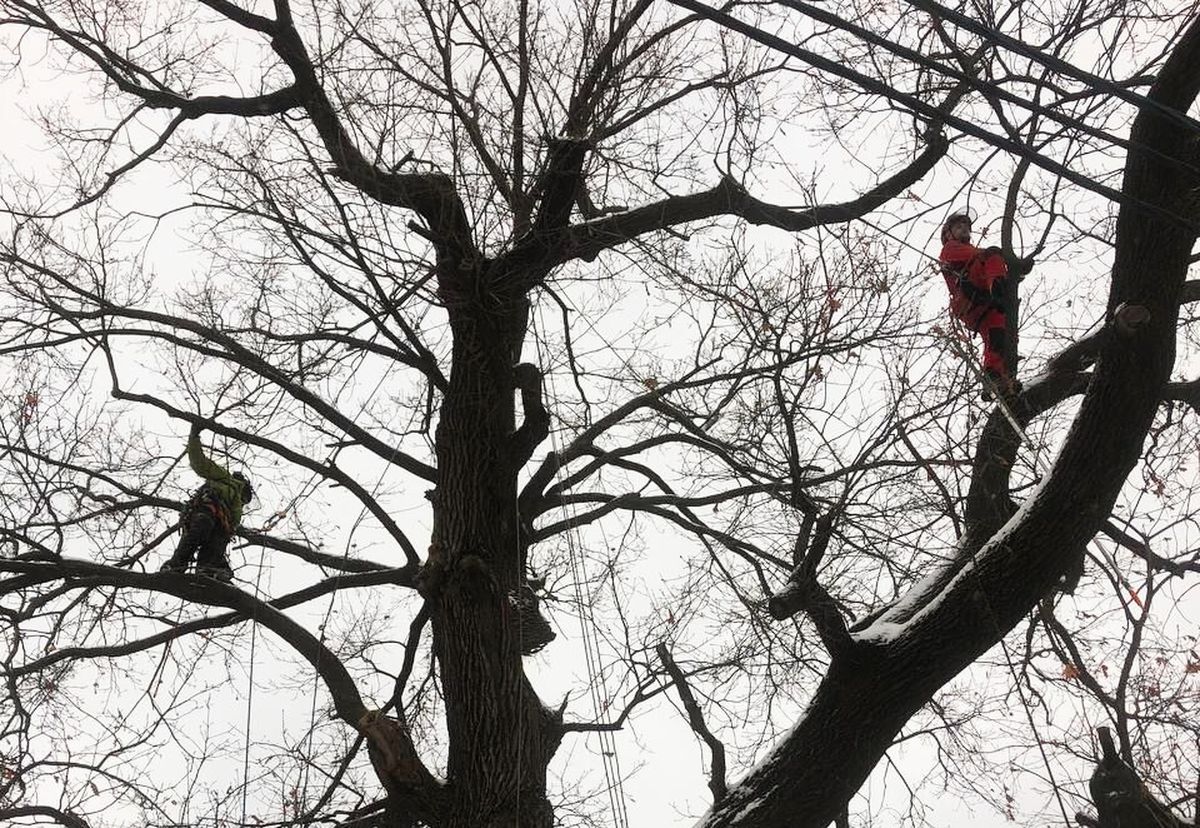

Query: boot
981 369 1021 401
197 562 234 582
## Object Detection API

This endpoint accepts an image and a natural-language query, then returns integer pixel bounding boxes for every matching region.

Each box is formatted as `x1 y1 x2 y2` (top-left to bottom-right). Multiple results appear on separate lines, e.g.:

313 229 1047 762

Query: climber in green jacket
160 423 254 581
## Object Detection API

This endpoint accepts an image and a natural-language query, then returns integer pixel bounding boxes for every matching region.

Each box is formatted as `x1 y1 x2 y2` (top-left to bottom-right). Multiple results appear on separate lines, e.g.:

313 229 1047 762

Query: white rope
936 288 1104 826
531 302 632 828
297 358 401 807
239 545 267 825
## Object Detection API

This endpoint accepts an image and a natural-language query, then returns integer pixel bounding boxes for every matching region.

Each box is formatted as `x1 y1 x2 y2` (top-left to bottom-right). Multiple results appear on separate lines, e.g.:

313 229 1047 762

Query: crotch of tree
356 709 438 794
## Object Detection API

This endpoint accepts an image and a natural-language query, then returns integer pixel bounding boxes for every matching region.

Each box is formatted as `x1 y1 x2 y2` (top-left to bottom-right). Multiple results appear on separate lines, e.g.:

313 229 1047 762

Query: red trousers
958 305 1009 376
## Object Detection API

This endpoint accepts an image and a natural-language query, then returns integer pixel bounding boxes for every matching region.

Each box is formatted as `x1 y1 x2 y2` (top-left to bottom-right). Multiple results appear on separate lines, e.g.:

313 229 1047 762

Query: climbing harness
182 484 235 535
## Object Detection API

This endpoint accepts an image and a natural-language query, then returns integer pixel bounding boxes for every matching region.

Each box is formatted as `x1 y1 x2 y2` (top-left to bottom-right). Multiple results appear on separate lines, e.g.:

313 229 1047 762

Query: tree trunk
427 262 554 827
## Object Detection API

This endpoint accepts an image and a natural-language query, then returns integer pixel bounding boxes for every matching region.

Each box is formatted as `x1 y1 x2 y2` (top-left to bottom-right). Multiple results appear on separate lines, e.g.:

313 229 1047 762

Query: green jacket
188 430 244 528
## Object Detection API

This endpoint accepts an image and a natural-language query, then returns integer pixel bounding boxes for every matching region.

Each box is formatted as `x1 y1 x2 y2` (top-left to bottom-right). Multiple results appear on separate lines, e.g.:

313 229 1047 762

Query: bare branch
196 0 278 34
766 512 853 656
656 643 728 804
1099 520 1200 577
0 806 91 828
525 135 949 270
0 557 370 725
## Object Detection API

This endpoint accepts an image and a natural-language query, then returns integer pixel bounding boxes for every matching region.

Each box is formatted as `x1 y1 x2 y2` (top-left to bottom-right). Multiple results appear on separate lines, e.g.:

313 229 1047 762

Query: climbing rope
917 332 1079 819
586 516 633 828
195 355 406 816
236 445 330 822
513 488 525 828
937 295 1143 602
298 359 402 808
239 545 267 825
531 303 632 828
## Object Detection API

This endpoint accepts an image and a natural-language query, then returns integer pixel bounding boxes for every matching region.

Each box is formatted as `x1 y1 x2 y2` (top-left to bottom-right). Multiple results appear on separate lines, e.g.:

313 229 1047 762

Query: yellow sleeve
188 428 231 482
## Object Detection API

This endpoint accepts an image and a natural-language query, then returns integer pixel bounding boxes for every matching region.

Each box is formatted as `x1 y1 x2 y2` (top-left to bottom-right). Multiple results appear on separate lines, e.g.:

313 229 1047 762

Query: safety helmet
233 471 254 504
941 211 973 242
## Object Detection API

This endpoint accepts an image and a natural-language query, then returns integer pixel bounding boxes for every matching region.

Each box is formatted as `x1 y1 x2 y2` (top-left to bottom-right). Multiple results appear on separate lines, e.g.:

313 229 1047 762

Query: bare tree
1 0 1198 827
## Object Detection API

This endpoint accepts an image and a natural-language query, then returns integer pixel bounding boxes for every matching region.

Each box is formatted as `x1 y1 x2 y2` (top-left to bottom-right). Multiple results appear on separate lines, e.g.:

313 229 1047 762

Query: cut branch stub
1113 303 1151 336
509 362 550 472
1083 726 1190 828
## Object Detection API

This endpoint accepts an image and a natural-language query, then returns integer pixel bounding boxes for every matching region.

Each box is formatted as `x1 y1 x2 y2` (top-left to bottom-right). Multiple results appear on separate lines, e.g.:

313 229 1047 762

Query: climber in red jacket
939 213 1021 400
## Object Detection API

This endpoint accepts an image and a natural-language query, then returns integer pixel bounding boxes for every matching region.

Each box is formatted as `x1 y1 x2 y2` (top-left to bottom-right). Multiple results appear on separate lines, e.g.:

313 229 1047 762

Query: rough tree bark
422 262 557 827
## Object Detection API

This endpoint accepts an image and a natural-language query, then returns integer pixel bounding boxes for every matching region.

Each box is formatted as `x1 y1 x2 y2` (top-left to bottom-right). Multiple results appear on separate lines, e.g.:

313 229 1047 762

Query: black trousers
170 509 231 569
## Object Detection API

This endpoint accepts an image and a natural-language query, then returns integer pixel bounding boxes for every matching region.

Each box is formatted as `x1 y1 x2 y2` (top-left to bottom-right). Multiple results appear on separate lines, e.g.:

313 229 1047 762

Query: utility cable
904 0 1200 134
773 0 1200 180
667 0 1200 232
531 304 632 828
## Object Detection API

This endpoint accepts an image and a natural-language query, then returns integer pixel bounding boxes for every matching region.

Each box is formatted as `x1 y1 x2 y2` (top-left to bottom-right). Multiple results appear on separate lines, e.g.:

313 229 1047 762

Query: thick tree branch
12 0 477 261
197 0 277 32
864 310 1149 633
501 137 593 283
531 133 949 269
656 643 728 805
240 530 400 573
266 24 476 262
6 568 413 679
0 558 370 725
1082 727 1191 828
0 806 91 828
1164 378 1200 416
356 709 445 823
7 1 298 117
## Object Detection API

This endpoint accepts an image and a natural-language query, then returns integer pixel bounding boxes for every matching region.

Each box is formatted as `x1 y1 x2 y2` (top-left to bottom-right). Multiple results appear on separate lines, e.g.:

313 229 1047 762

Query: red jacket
939 240 1007 317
